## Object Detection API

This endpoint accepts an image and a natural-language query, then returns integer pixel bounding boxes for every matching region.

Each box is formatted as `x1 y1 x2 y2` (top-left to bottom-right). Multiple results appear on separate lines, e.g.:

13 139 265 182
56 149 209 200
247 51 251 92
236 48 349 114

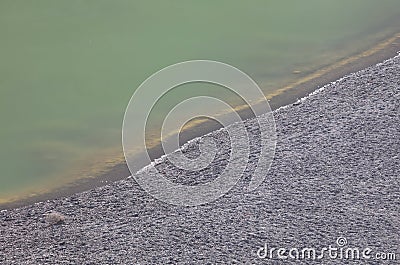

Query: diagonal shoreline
2 33 400 209
0 51 399 263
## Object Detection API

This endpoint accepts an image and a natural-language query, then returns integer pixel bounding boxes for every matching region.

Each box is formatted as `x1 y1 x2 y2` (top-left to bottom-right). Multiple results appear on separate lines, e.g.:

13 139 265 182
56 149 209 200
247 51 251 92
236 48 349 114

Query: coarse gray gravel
1 54 399 264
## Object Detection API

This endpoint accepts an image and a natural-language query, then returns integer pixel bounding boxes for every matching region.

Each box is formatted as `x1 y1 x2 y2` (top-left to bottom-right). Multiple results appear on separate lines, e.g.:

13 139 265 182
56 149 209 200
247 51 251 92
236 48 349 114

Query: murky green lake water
1 0 400 201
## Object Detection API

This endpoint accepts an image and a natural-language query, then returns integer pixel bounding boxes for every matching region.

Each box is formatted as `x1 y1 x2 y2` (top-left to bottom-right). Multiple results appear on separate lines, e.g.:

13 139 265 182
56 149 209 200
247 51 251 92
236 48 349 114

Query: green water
1 0 400 200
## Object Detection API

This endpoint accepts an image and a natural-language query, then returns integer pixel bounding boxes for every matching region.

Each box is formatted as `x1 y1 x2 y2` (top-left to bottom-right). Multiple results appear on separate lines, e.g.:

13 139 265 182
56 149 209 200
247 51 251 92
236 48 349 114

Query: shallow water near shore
1 0 400 203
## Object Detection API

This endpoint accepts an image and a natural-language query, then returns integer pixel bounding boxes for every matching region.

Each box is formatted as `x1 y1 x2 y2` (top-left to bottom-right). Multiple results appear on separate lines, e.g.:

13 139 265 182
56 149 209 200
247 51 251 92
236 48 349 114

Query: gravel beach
1 54 399 264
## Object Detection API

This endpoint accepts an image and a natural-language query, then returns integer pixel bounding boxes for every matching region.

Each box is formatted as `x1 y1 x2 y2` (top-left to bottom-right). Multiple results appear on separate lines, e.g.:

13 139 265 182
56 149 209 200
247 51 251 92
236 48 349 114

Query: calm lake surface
1 0 400 202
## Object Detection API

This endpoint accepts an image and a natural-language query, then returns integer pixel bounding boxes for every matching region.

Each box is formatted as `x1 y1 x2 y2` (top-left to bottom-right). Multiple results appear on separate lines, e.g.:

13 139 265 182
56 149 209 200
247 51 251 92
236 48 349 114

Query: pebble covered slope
1 55 399 264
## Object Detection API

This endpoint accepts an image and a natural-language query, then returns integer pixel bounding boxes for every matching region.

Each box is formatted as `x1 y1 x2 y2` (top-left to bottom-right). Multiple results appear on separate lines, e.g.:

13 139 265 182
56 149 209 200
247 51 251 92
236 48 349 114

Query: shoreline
1 49 399 264
1 32 400 210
